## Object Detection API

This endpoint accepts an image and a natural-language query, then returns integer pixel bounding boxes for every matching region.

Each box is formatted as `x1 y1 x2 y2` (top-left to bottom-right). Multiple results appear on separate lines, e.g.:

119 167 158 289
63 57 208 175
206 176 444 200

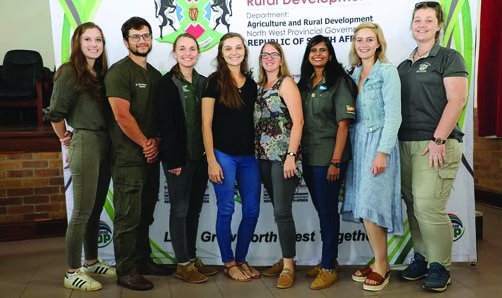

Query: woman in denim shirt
341 22 402 291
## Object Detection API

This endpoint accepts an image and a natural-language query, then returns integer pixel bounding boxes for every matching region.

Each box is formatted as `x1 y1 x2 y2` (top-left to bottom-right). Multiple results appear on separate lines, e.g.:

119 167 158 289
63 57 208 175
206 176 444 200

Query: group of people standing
44 1 467 294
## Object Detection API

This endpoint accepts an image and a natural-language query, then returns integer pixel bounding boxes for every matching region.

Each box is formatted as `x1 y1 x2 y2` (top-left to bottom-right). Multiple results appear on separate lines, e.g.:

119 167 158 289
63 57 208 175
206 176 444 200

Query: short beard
130 47 151 57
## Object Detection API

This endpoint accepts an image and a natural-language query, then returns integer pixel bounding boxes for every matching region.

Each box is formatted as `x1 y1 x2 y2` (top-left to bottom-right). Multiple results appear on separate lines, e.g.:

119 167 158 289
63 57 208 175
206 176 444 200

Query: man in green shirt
105 17 171 291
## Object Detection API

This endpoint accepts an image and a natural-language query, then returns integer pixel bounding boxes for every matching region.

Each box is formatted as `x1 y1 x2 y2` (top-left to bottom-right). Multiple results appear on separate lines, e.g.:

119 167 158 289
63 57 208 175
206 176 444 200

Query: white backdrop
51 0 478 266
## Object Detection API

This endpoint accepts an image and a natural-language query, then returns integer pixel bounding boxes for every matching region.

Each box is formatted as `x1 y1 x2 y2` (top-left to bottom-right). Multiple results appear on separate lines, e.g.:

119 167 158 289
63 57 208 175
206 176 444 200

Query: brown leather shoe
136 259 175 276
263 259 283 277
311 269 338 290
175 263 208 284
306 261 340 277
117 267 153 291
193 258 218 276
276 268 295 289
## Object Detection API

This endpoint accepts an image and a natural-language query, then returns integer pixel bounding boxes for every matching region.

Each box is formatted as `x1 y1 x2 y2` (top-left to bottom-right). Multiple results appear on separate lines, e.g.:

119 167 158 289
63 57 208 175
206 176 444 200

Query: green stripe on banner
394 220 414 264
57 0 104 62
61 15 71 64
88 0 103 21
458 0 473 129
365 220 412 265
57 0 78 29
441 0 473 130
104 189 115 222
442 0 464 45
150 239 177 264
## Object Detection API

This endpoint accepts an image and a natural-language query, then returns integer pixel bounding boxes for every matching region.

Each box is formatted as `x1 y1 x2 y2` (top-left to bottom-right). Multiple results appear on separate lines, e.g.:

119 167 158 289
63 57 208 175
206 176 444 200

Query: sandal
223 264 250 282
363 271 390 291
237 262 261 279
352 265 372 282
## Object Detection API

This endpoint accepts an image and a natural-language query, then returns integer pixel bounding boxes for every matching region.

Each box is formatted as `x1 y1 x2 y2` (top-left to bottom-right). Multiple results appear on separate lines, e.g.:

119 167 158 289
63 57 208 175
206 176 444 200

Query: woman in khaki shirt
297 35 357 290
44 22 115 291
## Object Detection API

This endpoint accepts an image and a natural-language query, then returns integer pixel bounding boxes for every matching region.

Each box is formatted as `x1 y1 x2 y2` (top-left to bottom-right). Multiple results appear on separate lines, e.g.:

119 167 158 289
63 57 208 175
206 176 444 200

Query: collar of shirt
407 42 441 62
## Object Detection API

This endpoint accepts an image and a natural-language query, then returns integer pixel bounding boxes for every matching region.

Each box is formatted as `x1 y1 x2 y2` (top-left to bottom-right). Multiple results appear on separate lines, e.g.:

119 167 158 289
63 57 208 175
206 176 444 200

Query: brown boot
193 258 218 276
311 269 338 290
276 268 295 289
117 267 153 291
306 261 340 277
263 259 283 277
175 263 208 284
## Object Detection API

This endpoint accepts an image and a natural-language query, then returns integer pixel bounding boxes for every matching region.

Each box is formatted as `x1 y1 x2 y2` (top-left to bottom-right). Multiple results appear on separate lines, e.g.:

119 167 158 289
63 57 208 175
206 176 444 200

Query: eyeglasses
415 1 440 8
127 33 152 42
261 52 281 59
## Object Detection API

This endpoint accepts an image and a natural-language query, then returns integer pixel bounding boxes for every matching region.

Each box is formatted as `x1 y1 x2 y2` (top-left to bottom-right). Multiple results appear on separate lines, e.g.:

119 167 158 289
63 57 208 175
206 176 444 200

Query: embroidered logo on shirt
416 62 431 73
135 83 148 88
346 105 355 114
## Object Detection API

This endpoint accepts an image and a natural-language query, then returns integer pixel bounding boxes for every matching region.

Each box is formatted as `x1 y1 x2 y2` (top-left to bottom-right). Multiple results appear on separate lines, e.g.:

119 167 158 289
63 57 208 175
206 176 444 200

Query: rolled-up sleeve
43 66 77 122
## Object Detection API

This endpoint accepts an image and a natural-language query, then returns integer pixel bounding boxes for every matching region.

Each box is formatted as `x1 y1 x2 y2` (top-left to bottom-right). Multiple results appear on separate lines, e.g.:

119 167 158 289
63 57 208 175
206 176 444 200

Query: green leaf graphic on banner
151 240 176 264
441 0 473 130
104 189 115 222
57 0 103 62
366 220 411 265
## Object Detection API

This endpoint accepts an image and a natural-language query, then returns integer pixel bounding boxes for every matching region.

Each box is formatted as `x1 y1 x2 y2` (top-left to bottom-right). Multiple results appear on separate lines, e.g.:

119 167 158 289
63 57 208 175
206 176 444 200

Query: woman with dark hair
202 32 261 282
398 2 467 292
297 35 357 290
44 22 115 291
158 33 217 284
255 42 303 289
341 22 402 291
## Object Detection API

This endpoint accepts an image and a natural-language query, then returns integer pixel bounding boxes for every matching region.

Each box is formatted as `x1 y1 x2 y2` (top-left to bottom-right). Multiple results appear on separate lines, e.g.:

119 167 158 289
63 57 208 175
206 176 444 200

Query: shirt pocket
366 123 382 133
313 90 332 115
363 82 383 100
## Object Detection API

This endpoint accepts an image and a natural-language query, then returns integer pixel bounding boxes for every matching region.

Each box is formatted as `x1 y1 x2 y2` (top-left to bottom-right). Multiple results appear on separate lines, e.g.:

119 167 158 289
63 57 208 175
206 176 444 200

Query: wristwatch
432 137 446 145
285 152 296 158
330 161 341 168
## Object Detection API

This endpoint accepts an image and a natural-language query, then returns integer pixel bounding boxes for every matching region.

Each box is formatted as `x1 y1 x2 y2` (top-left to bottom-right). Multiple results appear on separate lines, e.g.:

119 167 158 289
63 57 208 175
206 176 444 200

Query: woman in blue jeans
297 35 357 290
202 32 261 282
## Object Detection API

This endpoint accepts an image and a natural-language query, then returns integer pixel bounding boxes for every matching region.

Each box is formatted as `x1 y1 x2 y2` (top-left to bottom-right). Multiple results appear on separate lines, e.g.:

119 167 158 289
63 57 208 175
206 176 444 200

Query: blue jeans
213 150 261 263
303 163 348 270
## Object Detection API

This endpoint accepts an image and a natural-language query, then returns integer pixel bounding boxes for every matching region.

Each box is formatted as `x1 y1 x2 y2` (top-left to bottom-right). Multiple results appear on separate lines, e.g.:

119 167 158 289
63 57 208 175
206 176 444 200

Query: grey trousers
259 160 298 258
66 129 111 269
164 159 208 263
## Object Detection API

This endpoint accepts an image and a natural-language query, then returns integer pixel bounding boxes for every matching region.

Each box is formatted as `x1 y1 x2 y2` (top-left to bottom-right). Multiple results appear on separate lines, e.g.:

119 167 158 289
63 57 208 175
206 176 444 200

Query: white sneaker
64 269 102 291
82 260 116 277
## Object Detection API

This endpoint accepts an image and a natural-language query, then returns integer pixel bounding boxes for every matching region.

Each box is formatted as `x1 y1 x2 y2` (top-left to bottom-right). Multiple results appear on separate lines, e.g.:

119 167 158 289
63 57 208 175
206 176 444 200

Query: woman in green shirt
297 35 357 290
44 22 114 291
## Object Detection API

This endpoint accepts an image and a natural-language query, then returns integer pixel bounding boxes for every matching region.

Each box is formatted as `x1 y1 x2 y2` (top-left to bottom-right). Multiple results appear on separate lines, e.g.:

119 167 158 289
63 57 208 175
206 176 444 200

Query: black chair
0 50 44 127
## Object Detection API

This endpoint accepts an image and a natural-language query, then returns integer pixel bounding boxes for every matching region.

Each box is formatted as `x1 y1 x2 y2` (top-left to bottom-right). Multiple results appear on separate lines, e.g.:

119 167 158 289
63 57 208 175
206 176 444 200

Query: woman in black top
201 32 261 282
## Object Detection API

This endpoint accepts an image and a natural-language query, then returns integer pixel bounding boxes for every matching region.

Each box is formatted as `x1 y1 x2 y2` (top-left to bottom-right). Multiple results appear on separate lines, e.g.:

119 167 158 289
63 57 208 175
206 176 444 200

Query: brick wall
473 109 502 194
0 109 500 225
0 152 67 223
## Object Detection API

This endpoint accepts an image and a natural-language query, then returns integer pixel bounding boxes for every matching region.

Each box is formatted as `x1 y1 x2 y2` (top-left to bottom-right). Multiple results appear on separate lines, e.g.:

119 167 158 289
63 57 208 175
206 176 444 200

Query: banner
51 0 478 266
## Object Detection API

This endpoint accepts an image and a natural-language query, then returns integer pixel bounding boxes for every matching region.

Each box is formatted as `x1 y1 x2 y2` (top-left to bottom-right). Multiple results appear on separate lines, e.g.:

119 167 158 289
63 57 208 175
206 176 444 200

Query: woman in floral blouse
254 41 303 289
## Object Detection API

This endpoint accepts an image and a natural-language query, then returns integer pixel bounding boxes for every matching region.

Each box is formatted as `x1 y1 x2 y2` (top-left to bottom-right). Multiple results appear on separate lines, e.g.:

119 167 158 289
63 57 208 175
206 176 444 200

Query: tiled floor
1 203 500 298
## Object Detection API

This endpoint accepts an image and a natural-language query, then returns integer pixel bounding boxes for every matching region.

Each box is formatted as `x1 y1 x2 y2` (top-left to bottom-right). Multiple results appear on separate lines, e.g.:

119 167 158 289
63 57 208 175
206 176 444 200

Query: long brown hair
55 22 108 99
209 32 250 110
257 41 290 86
170 33 200 80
